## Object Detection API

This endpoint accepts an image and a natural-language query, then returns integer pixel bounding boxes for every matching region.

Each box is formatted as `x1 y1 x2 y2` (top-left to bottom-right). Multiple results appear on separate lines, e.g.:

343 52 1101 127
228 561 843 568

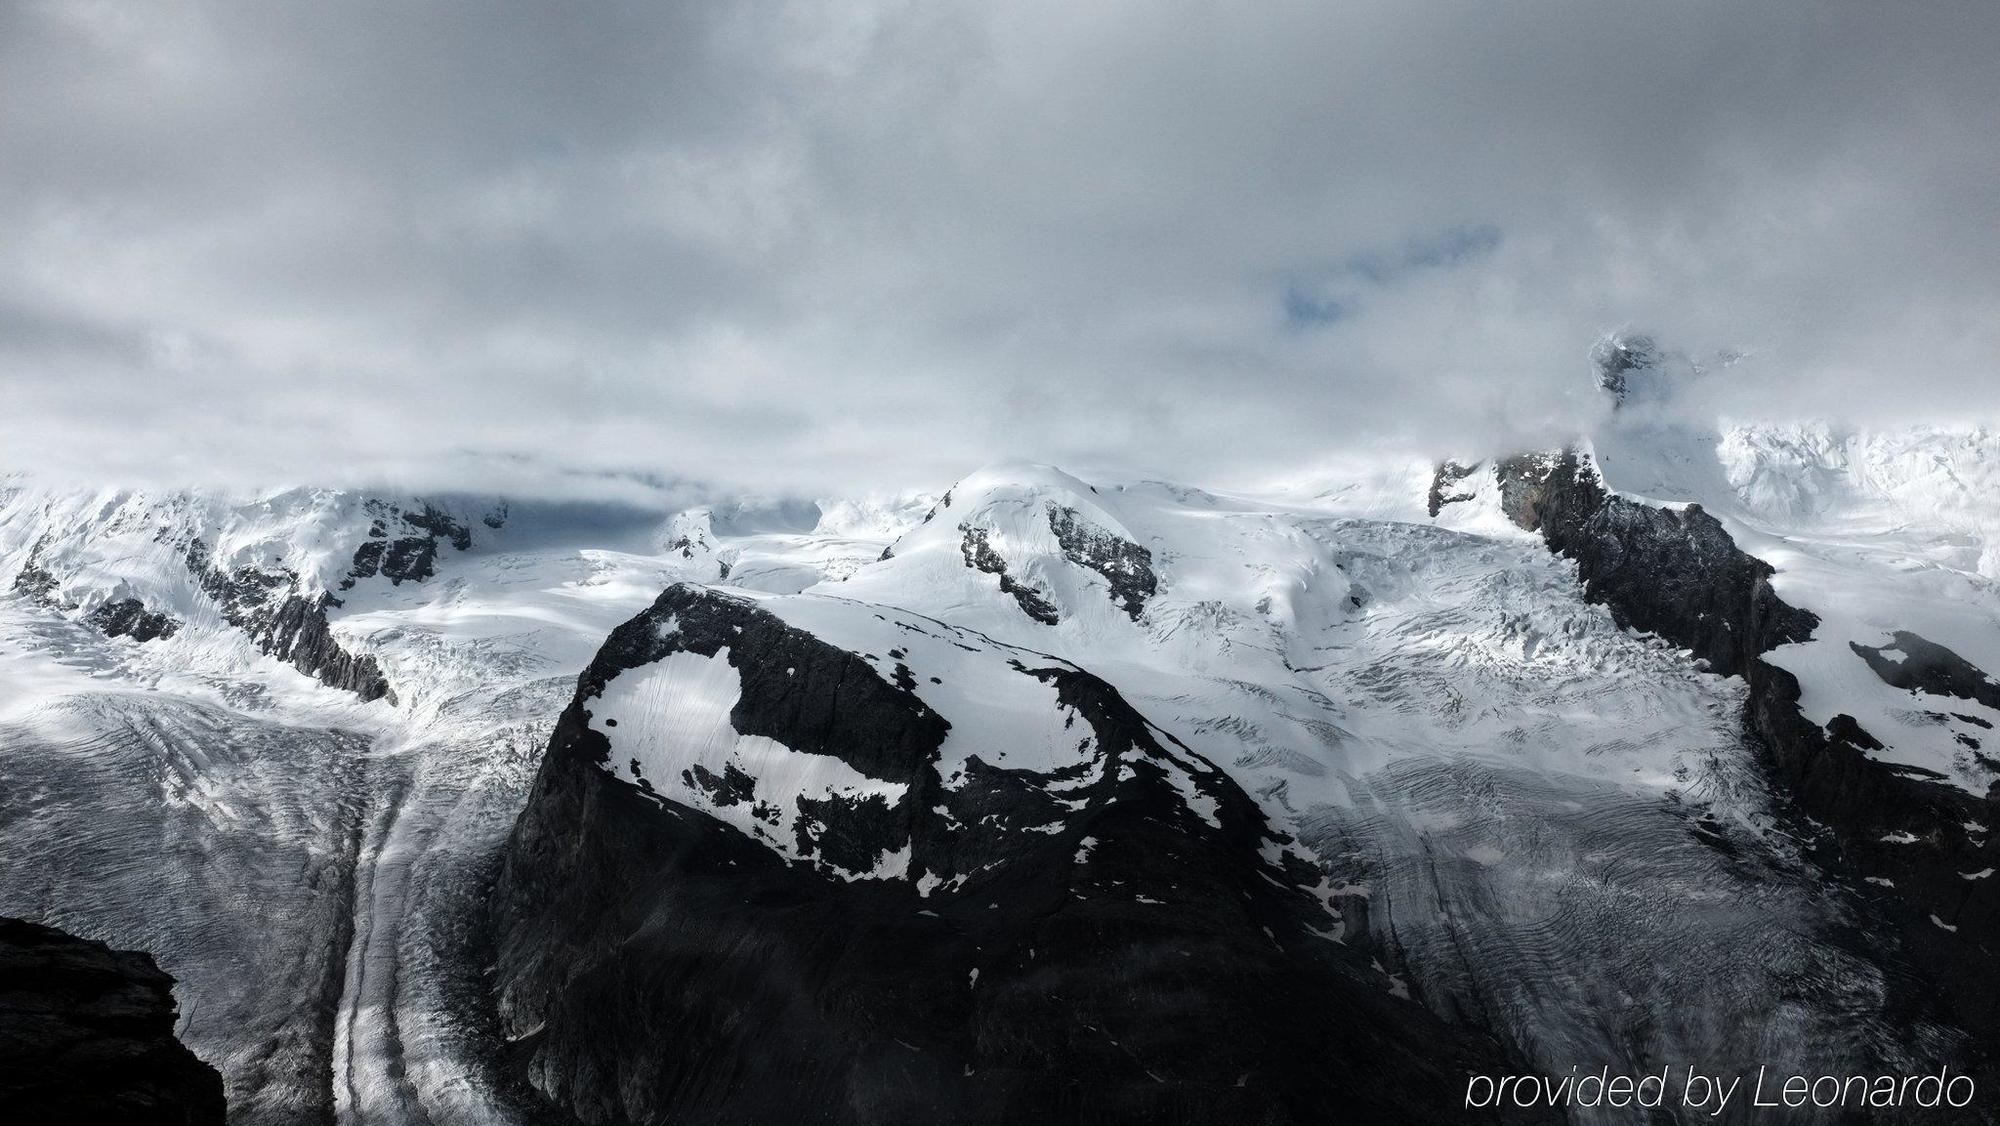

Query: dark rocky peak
563 584 947 790
1494 447 1817 676
0 917 225 1125
545 584 1210 881
490 583 1544 1124
1492 444 2000 1068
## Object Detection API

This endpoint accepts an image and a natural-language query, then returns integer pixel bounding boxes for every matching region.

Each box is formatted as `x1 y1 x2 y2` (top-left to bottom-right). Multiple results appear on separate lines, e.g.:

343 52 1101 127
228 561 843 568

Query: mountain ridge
3 420 1999 1122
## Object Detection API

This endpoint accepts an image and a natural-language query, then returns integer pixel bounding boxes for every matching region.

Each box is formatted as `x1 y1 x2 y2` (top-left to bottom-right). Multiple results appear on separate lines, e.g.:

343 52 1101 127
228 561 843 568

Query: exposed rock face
340 501 474 589
959 524 1061 625
1494 449 2000 1057
1425 460 1481 518
491 584 1540 1126
210 498 477 697
658 509 717 563
2 492 474 699
1046 503 1155 620
12 559 67 606
189 543 395 703
13 546 182 643
1852 631 2000 712
1494 450 1818 675
0 917 225 1125
87 599 182 642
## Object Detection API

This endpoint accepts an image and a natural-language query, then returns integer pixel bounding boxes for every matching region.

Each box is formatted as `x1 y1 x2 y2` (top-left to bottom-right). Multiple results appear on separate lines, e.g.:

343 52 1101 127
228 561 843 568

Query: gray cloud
4 0 1998 497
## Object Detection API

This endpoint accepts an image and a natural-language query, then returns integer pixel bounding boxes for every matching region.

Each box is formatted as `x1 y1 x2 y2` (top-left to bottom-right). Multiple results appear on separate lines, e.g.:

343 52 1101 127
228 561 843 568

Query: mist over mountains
8 3 2000 1124
6 1 2000 496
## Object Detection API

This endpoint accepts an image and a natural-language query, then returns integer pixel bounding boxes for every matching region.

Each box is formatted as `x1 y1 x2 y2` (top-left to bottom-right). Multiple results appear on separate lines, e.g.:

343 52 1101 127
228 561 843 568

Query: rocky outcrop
340 501 474 589
188 498 478 699
959 524 1061 625
1852 631 2000 712
13 545 182 643
1425 460 1480 518
8 497 461 689
0 917 225 1125
1589 333 1660 402
491 584 1543 1125
1046 504 1155 620
1494 449 2000 1057
12 559 67 607
87 599 182 642
189 543 394 703
1494 450 1818 675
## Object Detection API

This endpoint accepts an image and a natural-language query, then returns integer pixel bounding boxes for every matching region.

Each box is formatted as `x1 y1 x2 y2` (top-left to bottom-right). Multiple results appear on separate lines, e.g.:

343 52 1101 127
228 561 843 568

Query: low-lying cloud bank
4 0 1997 497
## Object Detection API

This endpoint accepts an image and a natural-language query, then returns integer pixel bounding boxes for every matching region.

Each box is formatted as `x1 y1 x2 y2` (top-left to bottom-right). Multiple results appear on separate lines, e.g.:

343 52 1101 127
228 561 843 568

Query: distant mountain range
6 362 2000 1122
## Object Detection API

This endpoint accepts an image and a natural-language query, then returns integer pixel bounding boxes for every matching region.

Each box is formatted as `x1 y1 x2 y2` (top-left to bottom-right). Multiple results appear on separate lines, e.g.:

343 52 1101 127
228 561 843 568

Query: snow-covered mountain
6 391 2000 1122
0 485 930 1124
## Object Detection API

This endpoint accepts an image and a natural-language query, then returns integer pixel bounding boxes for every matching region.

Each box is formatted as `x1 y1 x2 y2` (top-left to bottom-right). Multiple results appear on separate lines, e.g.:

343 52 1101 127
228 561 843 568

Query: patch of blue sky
1281 223 1501 329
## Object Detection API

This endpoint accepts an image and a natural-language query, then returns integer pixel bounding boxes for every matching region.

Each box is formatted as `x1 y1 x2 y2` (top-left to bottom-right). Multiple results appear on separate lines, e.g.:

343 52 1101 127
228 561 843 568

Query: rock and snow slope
3 423 1999 1123
0 485 927 1124
1475 411 2000 1085
492 455 1975 1121
494 583 1522 1124
1591 418 2000 795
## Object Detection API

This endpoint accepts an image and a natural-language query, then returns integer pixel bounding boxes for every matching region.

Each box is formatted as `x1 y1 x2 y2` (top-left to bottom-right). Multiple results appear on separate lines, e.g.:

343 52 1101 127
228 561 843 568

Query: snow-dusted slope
840 461 1749 815
789 459 1941 1095
479 456 1947 1115
1593 419 2000 794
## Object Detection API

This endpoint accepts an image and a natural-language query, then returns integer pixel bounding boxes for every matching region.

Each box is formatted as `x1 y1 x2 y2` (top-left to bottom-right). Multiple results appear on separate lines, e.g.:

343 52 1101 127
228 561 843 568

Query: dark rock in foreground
0 917 225 1126
491 584 1543 1125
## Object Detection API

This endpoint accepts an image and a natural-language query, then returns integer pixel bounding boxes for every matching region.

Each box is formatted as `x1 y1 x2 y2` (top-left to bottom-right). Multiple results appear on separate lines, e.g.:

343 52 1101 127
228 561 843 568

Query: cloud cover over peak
4 0 1997 496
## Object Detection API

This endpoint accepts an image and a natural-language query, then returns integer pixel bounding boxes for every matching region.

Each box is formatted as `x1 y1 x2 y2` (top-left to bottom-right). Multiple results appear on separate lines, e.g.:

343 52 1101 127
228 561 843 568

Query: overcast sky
4 0 1999 498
